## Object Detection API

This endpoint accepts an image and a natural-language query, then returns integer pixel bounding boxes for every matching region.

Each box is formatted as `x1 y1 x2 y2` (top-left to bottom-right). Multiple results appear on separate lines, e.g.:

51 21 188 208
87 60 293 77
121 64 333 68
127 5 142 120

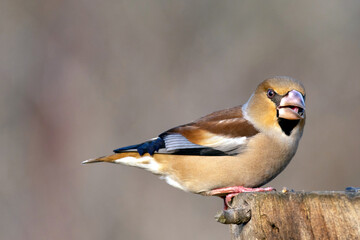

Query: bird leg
209 186 275 209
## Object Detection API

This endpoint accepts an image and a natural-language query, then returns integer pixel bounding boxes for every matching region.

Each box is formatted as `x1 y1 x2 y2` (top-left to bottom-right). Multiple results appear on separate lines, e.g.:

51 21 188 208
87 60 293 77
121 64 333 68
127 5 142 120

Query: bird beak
277 90 306 120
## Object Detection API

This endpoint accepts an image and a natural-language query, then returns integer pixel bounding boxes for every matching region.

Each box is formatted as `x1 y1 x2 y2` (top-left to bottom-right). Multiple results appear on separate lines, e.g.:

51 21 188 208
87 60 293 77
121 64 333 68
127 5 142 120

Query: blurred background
1 1 360 239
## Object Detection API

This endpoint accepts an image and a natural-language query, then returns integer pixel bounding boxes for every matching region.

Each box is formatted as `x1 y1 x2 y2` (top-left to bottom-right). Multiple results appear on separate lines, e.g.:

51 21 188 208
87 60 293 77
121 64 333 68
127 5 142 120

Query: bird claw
209 186 276 210
224 193 240 209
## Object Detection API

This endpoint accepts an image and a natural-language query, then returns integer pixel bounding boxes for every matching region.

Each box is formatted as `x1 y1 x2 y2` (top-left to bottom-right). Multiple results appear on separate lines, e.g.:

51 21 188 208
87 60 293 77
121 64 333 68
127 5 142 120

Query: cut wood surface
216 191 360 240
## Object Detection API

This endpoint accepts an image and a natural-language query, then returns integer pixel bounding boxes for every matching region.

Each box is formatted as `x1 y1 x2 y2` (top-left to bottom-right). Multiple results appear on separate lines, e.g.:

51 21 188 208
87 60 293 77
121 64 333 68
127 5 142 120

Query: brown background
1 1 360 239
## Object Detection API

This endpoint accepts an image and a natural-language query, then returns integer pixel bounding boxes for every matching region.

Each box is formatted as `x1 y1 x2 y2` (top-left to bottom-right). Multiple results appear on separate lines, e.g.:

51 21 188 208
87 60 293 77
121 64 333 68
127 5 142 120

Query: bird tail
82 153 128 164
82 152 162 174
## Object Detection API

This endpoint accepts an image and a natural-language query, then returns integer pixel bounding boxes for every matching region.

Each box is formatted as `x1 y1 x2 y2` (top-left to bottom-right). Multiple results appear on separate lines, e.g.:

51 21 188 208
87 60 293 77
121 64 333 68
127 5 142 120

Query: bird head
244 76 306 136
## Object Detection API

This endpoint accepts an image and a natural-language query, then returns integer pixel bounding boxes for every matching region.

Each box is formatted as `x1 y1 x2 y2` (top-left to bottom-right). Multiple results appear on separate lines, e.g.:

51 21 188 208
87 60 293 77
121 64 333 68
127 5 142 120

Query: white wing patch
201 135 247 153
164 133 247 154
164 134 203 151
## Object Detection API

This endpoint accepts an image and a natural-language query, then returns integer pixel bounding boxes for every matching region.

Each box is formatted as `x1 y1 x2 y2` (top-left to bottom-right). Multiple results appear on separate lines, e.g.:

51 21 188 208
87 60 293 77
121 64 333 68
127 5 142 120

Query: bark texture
216 191 360 240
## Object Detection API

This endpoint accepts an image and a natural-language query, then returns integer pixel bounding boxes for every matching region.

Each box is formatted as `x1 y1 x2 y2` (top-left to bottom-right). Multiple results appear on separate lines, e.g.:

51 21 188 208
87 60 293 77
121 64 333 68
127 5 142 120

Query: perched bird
83 76 306 208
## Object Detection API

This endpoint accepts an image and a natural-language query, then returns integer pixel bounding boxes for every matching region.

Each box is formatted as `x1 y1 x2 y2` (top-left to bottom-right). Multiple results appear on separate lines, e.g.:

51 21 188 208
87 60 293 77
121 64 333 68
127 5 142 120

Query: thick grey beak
277 90 306 120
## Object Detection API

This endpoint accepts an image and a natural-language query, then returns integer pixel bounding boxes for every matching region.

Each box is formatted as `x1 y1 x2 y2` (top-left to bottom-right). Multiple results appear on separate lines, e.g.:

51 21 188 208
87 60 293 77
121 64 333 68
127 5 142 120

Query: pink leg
209 186 275 209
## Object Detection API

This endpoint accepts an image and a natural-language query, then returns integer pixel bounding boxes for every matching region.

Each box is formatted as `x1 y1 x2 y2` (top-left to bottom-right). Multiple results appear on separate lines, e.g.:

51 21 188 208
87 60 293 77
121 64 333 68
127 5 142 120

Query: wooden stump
215 191 360 240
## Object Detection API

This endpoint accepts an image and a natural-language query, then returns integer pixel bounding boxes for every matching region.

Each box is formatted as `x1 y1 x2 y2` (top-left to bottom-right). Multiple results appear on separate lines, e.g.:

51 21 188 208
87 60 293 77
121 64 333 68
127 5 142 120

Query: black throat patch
277 118 300 136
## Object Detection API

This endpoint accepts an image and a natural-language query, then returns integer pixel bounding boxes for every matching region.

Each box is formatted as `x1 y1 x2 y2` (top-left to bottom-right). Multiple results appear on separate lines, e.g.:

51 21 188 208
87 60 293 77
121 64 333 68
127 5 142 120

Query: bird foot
209 186 275 209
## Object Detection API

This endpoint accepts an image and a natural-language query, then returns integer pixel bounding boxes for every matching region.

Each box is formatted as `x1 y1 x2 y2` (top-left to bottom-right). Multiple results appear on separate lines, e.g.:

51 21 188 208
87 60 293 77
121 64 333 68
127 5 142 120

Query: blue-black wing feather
113 134 229 156
113 137 165 155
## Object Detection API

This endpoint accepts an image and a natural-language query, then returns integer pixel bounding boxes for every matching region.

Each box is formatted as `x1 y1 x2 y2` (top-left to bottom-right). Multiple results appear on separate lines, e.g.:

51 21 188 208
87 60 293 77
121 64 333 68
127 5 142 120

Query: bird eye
267 89 275 98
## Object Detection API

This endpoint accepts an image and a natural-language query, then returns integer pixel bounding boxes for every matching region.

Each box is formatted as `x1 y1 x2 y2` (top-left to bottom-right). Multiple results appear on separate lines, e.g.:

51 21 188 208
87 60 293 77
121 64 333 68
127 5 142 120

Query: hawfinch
83 76 306 207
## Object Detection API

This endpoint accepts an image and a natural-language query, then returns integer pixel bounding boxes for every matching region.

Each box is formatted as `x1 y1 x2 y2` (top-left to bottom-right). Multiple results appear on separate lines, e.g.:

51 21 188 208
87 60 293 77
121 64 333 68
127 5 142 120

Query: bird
83 76 306 208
